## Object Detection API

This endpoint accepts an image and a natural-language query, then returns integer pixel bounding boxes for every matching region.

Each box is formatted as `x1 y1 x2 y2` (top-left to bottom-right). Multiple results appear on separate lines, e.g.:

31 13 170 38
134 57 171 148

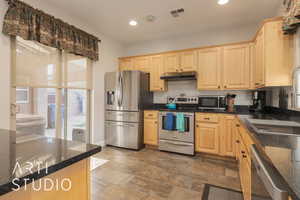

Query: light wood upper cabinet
150 55 166 91
164 51 198 73
254 29 265 88
144 111 158 146
180 50 198 72
164 53 180 73
220 115 236 157
254 20 294 88
119 58 134 71
197 47 222 90
134 56 150 73
222 43 251 90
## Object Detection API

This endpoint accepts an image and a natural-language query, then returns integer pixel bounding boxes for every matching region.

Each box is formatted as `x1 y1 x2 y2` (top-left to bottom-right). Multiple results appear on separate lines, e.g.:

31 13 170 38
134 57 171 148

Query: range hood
160 72 197 81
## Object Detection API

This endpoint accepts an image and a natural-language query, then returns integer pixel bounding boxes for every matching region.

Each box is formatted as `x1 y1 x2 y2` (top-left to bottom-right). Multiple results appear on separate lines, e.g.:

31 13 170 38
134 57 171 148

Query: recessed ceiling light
129 20 138 26
218 0 229 5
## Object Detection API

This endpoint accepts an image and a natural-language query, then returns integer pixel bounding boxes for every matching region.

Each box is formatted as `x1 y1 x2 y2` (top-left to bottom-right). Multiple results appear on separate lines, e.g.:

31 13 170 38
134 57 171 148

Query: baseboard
92 140 106 147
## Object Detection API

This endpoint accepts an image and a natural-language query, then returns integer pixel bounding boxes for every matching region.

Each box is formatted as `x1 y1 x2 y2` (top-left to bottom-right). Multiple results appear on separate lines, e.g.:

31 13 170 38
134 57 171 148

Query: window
16 88 29 104
13 37 93 142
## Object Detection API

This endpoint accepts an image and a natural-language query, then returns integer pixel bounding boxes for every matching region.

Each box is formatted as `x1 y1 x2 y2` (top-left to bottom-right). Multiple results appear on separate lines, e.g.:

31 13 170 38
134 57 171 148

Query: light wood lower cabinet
1 159 90 200
195 122 220 154
144 111 158 145
196 113 237 157
220 115 237 157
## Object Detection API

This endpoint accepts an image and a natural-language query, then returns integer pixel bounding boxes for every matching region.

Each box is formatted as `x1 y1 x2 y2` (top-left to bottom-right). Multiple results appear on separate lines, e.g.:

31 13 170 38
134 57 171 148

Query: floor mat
202 184 271 200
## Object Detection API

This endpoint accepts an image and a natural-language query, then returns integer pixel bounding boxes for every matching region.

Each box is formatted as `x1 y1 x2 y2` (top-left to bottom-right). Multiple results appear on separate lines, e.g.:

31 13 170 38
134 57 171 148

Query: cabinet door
197 48 222 90
264 20 294 87
144 118 158 145
254 29 265 88
195 122 220 154
164 53 180 73
150 55 166 91
134 56 150 73
180 50 197 72
220 115 236 157
222 44 251 89
119 58 134 71
240 154 252 200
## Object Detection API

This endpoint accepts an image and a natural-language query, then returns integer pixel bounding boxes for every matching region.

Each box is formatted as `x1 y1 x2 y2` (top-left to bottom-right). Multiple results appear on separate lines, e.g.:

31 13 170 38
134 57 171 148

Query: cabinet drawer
144 111 158 119
196 113 219 123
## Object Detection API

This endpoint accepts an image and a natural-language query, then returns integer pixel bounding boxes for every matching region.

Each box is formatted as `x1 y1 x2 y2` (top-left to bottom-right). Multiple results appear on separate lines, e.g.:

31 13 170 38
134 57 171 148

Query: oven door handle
251 144 289 200
160 140 193 146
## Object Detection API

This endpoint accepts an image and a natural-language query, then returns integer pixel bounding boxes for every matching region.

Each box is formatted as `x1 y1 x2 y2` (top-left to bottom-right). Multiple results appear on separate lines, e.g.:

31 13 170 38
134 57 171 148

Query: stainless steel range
158 96 197 155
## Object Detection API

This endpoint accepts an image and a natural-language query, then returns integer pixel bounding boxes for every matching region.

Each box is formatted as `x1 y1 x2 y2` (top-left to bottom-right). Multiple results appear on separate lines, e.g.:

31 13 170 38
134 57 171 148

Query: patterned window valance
2 0 100 61
283 0 300 34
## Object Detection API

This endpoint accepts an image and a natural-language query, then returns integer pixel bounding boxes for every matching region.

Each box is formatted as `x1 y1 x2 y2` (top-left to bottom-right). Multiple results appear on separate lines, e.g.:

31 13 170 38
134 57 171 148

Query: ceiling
45 0 282 45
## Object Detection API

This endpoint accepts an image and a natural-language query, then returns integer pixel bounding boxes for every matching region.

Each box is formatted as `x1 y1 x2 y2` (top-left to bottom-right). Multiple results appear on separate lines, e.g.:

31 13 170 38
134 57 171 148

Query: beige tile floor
91 147 241 200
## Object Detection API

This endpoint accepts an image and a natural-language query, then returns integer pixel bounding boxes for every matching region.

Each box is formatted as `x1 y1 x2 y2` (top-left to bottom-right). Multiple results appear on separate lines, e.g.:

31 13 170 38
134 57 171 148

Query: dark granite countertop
238 113 300 200
144 104 252 115
0 129 101 196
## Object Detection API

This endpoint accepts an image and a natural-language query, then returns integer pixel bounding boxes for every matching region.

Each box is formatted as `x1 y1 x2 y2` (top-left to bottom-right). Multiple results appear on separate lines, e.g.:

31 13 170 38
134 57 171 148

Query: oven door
199 97 219 109
159 112 194 143
251 144 289 200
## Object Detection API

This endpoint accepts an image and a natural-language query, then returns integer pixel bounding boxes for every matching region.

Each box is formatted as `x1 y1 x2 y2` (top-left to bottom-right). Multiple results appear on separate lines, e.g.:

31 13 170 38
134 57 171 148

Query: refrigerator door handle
120 73 124 106
117 73 122 107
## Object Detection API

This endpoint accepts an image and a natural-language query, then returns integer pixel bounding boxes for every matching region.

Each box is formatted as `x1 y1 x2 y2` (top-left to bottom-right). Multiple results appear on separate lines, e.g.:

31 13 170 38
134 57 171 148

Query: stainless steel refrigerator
104 71 153 150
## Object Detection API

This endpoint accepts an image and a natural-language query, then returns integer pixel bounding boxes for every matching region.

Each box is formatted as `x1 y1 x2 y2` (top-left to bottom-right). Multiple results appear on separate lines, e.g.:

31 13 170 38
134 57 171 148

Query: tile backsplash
154 80 253 105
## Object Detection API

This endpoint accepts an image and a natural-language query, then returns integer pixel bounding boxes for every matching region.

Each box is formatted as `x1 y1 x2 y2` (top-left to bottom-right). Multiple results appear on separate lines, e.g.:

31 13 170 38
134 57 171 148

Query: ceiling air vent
170 8 185 18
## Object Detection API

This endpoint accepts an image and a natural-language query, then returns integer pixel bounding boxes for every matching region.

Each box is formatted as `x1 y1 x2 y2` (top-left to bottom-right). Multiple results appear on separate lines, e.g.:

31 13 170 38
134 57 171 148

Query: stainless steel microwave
198 96 226 110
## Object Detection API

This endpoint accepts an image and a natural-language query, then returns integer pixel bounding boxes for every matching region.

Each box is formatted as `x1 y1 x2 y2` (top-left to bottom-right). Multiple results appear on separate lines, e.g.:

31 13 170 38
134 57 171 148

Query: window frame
16 87 29 104
11 36 93 143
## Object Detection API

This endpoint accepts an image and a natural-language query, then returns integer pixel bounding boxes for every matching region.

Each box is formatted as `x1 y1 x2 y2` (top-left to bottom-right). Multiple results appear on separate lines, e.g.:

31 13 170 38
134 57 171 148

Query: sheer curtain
14 36 93 142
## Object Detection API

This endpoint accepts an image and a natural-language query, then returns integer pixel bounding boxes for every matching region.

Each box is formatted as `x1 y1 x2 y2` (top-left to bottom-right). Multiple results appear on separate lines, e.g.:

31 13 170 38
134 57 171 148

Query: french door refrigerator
105 71 153 150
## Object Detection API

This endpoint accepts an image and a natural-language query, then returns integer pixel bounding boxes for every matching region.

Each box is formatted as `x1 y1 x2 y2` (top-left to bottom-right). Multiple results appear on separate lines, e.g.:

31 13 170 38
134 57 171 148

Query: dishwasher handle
251 144 289 200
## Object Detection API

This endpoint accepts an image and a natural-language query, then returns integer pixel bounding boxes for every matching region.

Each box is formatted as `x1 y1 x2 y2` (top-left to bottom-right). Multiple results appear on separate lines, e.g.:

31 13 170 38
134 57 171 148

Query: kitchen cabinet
222 43 251 89
150 55 166 91
119 18 293 90
144 111 158 145
197 47 222 90
254 20 294 88
220 115 236 157
254 29 265 88
236 121 253 200
119 58 134 71
180 50 198 72
195 113 220 154
164 53 180 73
134 56 150 73
164 51 197 73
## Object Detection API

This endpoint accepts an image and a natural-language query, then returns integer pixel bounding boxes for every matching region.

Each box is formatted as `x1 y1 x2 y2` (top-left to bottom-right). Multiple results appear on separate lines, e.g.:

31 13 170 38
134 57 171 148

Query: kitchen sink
246 118 300 136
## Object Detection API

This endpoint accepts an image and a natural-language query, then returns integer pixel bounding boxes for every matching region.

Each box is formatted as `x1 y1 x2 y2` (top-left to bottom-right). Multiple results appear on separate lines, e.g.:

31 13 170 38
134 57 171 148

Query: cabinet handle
255 83 260 85
155 121 158 124
236 140 240 144
242 155 247 158
241 151 246 154
204 117 210 120
236 124 240 127
224 85 227 88
148 114 153 117
218 86 221 89
196 125 199 128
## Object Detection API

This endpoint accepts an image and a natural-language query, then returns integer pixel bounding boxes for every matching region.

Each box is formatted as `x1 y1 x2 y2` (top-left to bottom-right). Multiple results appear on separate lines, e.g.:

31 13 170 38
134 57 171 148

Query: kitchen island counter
0 129 101 199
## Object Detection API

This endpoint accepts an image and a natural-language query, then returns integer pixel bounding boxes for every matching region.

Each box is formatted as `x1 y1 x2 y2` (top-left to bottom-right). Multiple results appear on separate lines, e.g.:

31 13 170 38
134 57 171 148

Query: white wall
0 0 124 145
0 2 11 130
123 23 258 57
